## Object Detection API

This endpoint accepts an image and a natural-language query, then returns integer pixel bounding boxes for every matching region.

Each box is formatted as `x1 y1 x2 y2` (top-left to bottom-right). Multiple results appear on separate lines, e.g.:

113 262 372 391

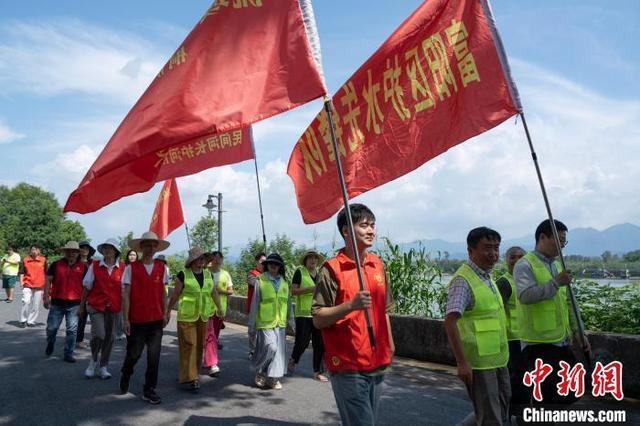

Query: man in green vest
495 246 527 416
514 219 589 405
444 227 510 425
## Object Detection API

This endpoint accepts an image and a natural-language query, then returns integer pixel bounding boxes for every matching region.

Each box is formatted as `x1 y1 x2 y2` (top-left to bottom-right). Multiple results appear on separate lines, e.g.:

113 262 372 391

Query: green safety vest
294 267 315 318
516 252 570 343
255 275 289 330
177 269 215 322
214 269 231 316
451 264 509 370
500 272 520 341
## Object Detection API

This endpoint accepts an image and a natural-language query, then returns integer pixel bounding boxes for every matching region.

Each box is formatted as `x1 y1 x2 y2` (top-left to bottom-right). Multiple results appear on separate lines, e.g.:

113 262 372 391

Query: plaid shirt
446 260 496 316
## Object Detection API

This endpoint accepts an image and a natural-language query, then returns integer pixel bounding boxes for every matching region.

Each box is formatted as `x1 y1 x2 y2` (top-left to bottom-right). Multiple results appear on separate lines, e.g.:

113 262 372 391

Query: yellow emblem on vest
331 356 341 366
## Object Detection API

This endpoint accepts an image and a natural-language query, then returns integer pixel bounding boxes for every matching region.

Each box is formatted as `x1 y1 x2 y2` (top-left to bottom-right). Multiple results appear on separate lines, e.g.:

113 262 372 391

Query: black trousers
121 321 163 392
76 309 88 343
291 317 324 373
522 343 579 406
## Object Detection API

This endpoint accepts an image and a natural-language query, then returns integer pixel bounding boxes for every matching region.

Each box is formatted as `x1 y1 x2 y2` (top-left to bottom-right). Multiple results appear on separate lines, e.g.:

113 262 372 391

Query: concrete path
0 287 637 425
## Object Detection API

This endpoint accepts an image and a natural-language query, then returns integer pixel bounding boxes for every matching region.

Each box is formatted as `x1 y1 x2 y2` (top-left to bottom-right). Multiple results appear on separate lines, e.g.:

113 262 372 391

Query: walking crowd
1 203 587 425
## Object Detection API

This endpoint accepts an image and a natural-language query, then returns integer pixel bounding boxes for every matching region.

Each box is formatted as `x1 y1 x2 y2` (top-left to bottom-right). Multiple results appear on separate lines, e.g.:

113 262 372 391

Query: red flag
149 179 184 240
65 0 326 214
287 0 521 224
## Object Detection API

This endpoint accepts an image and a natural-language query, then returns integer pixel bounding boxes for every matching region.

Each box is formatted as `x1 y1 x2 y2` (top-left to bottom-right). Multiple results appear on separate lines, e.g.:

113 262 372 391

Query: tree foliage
0 183 86 257
116 231 134 257
189 215 218 252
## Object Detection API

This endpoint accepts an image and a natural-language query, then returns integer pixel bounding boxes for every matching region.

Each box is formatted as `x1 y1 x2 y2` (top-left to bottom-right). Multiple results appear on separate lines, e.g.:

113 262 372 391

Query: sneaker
45 342 54 357
19 321 26 328
254 374 266 388
63 354 76 363
98 366 112 380
270 379 283 390
119 375 130 394
26 323 36 328
142 388 162 405
76 341 87 349
188 380 200 392
208 365 220 377
85 360 97 378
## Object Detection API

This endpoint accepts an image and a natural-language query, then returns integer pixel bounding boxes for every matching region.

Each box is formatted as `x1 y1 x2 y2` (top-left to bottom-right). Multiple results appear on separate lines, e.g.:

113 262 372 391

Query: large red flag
287 0 521 224
65 0 326 214
149 179 185 240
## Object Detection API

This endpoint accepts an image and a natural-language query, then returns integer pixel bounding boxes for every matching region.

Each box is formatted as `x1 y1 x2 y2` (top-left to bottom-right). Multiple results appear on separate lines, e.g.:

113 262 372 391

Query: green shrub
574 280 640 335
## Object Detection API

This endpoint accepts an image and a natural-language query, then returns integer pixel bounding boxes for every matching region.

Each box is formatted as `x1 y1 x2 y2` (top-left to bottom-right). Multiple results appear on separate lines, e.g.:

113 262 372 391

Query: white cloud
0 119 25 144
0 19 165 104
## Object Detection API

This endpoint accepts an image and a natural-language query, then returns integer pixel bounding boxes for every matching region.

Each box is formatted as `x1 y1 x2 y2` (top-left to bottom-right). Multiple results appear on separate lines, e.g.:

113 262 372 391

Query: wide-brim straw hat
185 247 207 268
59 241 80 253
300 250 322 265
128 231 170 252
97 238 120 257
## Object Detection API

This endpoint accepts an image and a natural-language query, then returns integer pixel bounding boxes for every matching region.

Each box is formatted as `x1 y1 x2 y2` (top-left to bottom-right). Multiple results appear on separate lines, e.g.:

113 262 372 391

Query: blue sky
1 1 639 254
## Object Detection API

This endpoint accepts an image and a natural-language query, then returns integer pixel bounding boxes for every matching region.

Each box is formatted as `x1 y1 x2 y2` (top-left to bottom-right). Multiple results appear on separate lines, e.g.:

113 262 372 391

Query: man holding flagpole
312 204 394 426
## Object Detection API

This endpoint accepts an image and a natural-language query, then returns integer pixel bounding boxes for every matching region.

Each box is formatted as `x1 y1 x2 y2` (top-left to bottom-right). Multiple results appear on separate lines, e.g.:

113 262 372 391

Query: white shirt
83 260 121 290
121 262 171 288
212 270 233 288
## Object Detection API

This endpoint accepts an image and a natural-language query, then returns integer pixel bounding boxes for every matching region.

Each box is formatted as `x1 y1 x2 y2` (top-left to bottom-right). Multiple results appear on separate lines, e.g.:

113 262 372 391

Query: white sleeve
121 265 132 287
83 264 95 290
226 271 233 288
163 265 171 285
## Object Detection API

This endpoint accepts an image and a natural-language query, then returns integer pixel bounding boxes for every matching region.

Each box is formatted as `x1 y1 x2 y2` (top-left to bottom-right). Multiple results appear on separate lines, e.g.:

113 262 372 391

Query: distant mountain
399 223 640 259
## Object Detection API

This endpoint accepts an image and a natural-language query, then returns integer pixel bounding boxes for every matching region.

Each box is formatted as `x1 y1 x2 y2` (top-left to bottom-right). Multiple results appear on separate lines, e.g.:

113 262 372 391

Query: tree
189 215 218 252
117 231 134 257
623 250 640 263
601 250 613 264
0 183 87 257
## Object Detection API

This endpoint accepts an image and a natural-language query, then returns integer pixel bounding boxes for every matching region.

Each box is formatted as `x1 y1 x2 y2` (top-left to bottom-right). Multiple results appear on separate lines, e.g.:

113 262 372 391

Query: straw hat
97 238 120 257
128 231 170 252
59 241 80 253
185 247 207 268
300 250 322 265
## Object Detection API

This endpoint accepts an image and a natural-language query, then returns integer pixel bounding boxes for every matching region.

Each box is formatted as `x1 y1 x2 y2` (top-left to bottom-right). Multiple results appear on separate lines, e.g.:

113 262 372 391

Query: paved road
0 287 638 425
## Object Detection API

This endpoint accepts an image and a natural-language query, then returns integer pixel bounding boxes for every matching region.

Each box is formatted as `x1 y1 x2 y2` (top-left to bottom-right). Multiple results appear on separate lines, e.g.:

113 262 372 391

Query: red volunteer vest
321 250 392 373
87 260 124 313
22 255 46 288
246 268 261 314
50 260 85 301
128 260 165 323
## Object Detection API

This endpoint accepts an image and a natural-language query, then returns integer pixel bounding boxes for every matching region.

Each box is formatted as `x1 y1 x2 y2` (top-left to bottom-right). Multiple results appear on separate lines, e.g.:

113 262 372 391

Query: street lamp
202 193 223 252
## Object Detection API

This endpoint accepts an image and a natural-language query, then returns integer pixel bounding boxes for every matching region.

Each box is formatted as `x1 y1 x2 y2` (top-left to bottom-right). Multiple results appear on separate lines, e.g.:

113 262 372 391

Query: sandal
287 358 296 374
189 380 200 391
314 372 329 382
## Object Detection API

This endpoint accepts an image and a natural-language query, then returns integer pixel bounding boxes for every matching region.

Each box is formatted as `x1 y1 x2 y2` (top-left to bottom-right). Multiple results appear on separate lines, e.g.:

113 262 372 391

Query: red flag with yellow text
287 0 521 223
65 0 326 214
149 179 184 240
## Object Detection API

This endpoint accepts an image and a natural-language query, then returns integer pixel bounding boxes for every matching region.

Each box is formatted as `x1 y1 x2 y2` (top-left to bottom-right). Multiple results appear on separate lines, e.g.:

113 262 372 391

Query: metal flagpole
519 112 589 358
324 98 376 348
250 128 268 252
184 222 192 250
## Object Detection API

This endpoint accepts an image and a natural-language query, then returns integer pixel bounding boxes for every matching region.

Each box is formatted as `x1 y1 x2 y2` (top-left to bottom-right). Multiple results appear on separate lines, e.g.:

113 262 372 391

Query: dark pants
76 309 88 343
121 321 163 392
508 340 529 412
522 343 579 406
291 317 324 373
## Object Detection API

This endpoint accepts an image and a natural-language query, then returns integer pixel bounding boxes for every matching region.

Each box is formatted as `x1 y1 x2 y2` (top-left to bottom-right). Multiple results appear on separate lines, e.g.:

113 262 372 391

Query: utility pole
203 193 223 253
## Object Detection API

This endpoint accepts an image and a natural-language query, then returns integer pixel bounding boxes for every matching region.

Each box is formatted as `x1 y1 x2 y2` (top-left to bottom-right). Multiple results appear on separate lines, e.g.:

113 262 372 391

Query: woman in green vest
287 250 328 382
165 247 222 392
247 253 294 390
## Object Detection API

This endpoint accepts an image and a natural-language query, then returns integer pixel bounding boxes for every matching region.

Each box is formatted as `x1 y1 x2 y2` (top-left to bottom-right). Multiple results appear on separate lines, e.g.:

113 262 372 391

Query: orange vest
50 260 85 301
321 251 392 373
22 255 46 288
87 260 124 313
128 260 165 323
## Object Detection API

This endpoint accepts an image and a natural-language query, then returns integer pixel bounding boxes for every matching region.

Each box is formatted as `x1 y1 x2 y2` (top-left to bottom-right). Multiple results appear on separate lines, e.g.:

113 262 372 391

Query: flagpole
519 112 588 356
184 222 192 250
250 129 268 252
324 98 376 348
